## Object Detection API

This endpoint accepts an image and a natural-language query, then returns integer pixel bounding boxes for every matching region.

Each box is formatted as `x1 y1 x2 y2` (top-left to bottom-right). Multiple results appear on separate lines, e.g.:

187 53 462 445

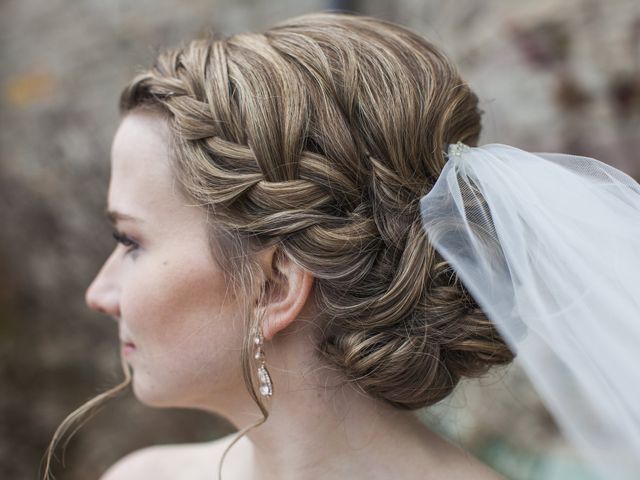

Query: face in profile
85 110 246 412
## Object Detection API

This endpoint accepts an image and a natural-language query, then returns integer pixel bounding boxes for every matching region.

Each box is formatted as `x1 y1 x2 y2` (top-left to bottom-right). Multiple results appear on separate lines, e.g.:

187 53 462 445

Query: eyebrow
105 208 144 225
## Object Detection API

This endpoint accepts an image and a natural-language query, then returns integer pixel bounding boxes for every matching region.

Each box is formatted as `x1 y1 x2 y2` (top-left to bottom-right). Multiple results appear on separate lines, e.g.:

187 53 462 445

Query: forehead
110 109 171 179
108 111 181 226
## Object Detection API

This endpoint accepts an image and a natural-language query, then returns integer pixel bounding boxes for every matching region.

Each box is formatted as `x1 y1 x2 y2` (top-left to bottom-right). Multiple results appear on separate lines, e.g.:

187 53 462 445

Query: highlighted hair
43 11 513 479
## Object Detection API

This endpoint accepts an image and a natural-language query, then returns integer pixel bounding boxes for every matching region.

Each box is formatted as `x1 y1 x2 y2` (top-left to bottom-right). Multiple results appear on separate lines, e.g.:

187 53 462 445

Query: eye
112 230 139 253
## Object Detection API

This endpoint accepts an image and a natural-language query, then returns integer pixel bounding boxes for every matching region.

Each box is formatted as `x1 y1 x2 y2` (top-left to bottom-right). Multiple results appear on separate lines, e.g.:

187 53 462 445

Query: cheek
121 251 248 407
121 253 243 372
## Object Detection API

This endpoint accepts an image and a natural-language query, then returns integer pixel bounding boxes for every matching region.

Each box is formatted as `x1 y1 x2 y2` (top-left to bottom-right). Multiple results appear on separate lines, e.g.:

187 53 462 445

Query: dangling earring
254 330 273 397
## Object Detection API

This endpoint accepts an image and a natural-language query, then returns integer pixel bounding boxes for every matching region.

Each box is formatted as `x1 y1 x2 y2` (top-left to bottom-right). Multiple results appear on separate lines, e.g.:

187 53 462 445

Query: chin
130 373 180 408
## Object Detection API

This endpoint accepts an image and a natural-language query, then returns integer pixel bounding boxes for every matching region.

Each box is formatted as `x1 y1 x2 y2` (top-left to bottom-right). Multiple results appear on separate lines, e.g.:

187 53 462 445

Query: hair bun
319 228 515 410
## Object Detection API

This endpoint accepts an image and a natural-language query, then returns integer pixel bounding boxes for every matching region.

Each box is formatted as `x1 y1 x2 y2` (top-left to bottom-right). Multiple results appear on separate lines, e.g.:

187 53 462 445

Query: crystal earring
254 330 273 397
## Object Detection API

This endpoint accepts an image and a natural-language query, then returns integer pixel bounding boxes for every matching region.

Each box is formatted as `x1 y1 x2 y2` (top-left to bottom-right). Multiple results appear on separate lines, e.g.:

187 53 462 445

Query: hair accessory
446 141 471 157
420 143 640 479
254 331 273 397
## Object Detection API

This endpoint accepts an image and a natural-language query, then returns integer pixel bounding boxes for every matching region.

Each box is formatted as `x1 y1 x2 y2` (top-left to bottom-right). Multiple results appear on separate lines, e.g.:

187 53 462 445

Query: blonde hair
43 11 514 479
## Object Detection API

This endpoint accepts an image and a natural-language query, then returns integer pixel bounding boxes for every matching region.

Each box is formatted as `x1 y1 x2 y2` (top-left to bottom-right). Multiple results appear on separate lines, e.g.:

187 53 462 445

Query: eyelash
112 230 139 252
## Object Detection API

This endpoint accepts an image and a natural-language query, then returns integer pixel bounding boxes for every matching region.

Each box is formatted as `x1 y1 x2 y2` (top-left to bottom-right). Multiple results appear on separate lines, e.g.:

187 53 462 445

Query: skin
87 109 505 480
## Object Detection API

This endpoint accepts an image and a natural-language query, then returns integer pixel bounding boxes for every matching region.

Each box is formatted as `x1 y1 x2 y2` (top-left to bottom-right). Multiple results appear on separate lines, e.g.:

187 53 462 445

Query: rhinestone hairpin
447 141 471 157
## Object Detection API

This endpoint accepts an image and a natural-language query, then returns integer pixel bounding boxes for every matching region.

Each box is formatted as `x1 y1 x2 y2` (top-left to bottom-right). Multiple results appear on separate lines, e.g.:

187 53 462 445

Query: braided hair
44 12 514 479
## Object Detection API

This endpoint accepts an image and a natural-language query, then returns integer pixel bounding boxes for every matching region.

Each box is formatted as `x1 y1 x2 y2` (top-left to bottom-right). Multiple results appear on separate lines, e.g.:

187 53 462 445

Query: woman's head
111 11 513 411
46 11 514 479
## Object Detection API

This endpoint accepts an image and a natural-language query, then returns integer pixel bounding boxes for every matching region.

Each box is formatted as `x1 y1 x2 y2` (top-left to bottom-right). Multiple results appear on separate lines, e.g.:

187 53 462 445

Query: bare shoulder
98 433 247 480
98 444 169 480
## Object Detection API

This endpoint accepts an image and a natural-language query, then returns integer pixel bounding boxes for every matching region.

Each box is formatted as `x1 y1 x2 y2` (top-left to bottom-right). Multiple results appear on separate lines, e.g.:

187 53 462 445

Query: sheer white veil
419 142 640 479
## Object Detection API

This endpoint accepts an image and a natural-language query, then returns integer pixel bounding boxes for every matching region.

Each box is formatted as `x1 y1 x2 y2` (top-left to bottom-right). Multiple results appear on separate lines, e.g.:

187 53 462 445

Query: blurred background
1 0 639 478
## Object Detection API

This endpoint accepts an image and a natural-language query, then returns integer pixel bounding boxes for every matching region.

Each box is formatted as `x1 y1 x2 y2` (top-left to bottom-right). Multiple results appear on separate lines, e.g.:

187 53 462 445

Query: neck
208 325 461 480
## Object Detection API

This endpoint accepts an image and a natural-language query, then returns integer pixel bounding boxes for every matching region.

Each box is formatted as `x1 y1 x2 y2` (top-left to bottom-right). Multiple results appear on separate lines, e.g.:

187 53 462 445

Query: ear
255 247 314 342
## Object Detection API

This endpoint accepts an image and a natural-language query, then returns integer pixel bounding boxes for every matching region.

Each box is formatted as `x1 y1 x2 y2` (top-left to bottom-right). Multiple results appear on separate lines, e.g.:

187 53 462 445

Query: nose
85 250 121 319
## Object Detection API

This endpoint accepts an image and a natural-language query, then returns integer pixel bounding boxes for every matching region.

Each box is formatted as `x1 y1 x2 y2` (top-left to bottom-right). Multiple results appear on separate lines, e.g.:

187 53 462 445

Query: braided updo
43 13 517 478
119 12 514 412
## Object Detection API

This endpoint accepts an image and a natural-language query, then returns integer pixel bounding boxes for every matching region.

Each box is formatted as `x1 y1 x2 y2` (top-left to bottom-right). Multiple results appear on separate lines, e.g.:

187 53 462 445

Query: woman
43 11 640 480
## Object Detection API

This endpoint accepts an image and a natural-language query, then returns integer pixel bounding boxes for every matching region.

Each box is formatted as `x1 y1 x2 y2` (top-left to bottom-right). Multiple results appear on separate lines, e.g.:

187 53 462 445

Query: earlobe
258 249 314 342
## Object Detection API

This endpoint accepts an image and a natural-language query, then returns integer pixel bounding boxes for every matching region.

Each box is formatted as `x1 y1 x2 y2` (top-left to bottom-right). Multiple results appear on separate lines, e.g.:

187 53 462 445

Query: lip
122 341 136 356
